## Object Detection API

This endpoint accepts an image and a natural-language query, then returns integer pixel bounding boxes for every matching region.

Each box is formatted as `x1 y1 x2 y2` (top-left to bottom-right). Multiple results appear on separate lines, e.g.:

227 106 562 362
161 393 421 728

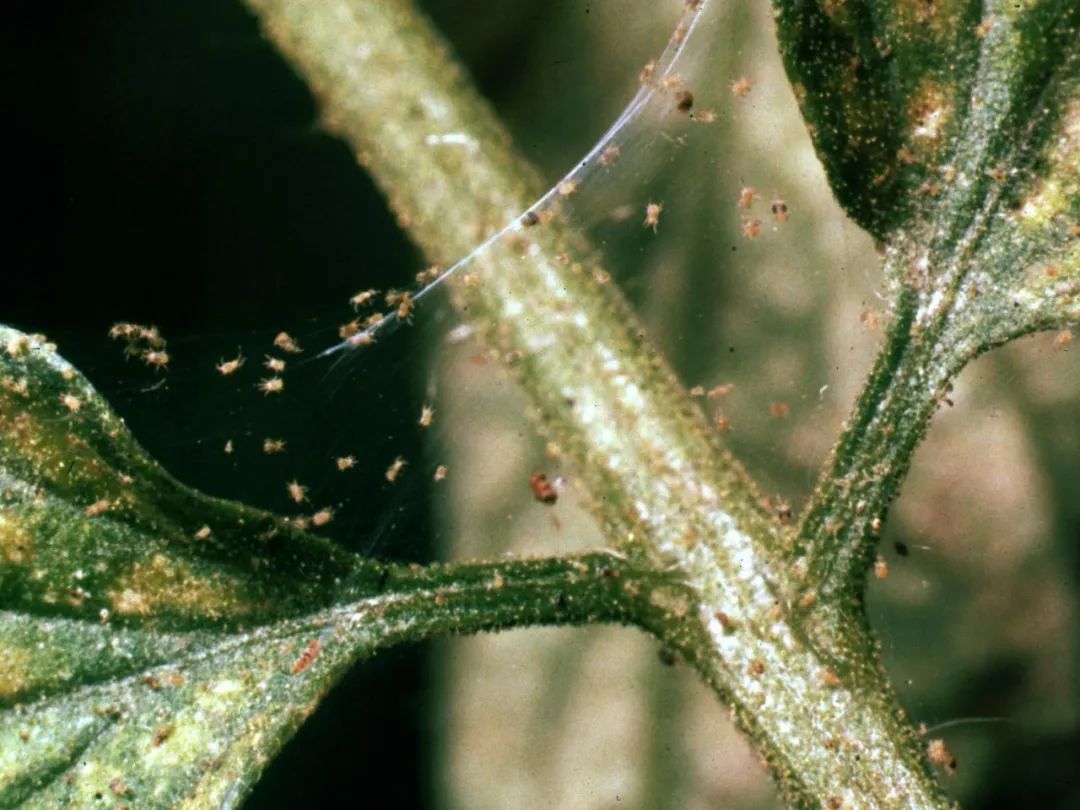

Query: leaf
0 328 638 807
0 326 388 807
774 0 1078 347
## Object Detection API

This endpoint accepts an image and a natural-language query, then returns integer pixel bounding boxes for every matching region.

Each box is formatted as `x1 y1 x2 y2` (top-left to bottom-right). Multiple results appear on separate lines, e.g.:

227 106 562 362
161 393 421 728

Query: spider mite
142 350 170 370
312 507 334 527
770 196 790 222
926 739 957 774
643 202 663 233
529 472 559 505
258 377 284 395
730 76 754 97
557 179 580 197
290 640 322 676
261 355 284 373
286 479 308 504
216 353 245 376
350 289 378 310
418 405 434 428
415 265 442 284
385 456 407 482
263 438 286 454
336 455 356 471
384 290 415 320
738 186 757 209
639 59 657 86
741 217 762 239
599 144 621 166
433 464 448 482
273 331 302 354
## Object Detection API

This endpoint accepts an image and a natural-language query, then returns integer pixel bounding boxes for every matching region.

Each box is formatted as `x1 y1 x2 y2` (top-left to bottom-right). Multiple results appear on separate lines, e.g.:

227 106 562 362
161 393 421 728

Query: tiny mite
290 640 322 676
529 472 559 505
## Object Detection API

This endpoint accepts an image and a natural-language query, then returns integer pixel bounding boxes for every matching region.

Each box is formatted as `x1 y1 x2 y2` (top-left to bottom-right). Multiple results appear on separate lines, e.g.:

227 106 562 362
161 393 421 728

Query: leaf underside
0 327 389 808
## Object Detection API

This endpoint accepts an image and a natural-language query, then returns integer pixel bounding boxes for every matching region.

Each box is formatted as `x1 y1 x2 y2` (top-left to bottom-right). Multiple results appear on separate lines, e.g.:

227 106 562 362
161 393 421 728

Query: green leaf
0 326 386 806
774 0 1078 346
0 327 640 807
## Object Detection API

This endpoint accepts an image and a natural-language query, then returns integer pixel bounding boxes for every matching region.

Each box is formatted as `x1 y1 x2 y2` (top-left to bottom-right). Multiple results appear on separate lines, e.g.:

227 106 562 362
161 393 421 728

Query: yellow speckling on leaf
0 647 31 697
906 80 953 149
0 509 33 565
108 553 246 618
1017 99 1079 232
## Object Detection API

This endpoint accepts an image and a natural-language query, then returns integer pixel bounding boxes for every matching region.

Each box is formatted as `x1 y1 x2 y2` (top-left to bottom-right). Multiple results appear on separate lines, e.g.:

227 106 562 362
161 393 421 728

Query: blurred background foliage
2 0 1078 807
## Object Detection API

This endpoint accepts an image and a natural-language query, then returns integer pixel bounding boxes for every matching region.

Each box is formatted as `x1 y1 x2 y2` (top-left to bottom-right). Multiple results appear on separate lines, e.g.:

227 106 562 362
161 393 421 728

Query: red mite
529 472 559 505
290 640 322 676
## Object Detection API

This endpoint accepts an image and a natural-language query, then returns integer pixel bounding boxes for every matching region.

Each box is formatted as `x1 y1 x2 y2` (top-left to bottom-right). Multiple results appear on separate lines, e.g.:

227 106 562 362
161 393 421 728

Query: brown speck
675 90 694 114
770 197 789 222
775 498 792 525
769 402 790 419
529 472 559 505
874 556 889 580
748 658 766 677
152 724 174 747
1052 329 1073 349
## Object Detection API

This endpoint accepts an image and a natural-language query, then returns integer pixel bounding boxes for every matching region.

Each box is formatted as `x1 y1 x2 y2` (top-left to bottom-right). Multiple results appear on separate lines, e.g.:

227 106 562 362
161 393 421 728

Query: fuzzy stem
244 0 949 805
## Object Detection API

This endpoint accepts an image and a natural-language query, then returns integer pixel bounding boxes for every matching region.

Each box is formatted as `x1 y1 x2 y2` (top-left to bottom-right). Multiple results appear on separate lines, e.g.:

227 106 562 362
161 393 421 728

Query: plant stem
794 284 967 611
244 0 950 804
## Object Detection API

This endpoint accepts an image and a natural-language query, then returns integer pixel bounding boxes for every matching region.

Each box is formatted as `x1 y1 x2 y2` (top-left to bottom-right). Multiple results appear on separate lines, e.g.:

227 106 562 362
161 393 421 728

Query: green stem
339 551 648 644
244 0 949 805
795 285 967 611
